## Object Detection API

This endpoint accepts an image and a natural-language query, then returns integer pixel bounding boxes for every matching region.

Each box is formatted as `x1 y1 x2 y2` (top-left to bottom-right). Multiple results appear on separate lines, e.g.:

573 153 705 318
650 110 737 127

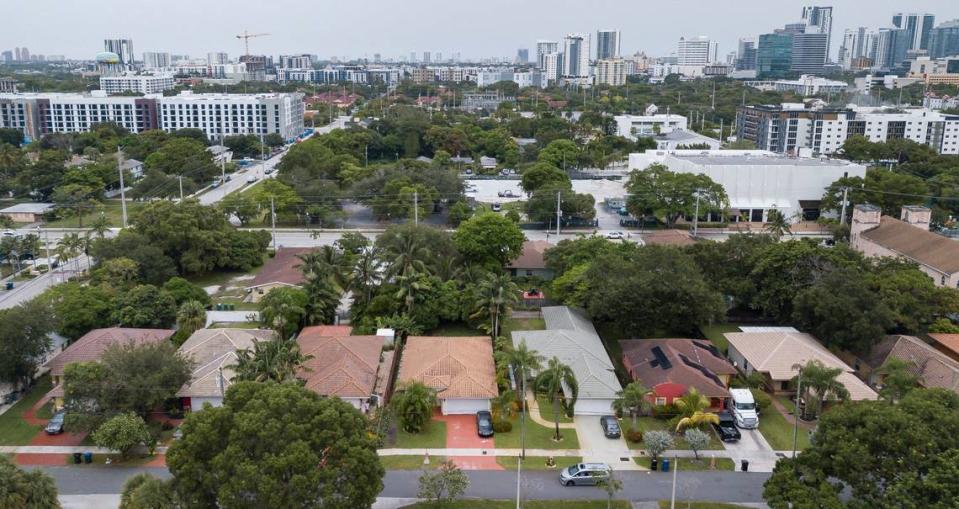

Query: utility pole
413 190 419 226
515 455 522 509
178 175 184 201
839 187 849 225
719 118 724 144
219 132 226 181
711 82 716 110
116 147 128 228
270 196 277 250
693 190 701 237
792 366 803 464
555 190 562 236
670 458 678 509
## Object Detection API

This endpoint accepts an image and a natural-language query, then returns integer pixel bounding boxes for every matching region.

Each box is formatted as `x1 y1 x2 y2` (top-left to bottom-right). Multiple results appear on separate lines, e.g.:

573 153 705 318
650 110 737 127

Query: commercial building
801 6 834 59
516 48 529 64
928 20 959 59
677 36 717 65
909 56 959 85
100 73 176 94
0 90 304 142
142 52 171 69
614 113 688 139
628 149 867 221
893 13 936 51
279 54 313 69
562 33 590 85
594 58 626 86
596 30 621 59
207 52 229 65
536 40 559 69
0 78 16 94
839 27 876 70
757 33 794 77
743 75 847 96
104 38 135 66
735 38 757 70
791 30 829 74
542 53 562 85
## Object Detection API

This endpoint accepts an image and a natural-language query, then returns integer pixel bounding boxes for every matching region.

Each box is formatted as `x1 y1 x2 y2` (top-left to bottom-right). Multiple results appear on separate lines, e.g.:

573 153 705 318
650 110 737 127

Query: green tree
0 300 55 392
0 455 60 509
120 473 178 509
257 286 309 337
418 460 470 508
793 360 850 420
536 356 578 439
219 192 259 226
92 412 152 458
625 163 728 227
92 257 140 291
596 470 624 509
90 232 178 286
683 428 710 459
233 336 310 383
675 388 719 431
161 277 211 307
520 162 570 195
446 201 472 227
470 272 521 339
249 179 302 221
166 382 384 509
526 183 596 223
176 300 207 339
642 430 674 461
764 209 792 239
452 212 525 268
495 340 545 407
41 282 114 339
392 381 438 433
537 139 580 169
614 381 651 429
114 285 178 328
876 358 919 404
143 137 217 187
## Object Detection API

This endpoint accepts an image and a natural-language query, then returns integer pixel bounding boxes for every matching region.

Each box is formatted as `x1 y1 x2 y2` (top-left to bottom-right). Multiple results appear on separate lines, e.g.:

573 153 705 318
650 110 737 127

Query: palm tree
233 337 312 383
764 209 792 240
351 246 383 306
394 273 430 314
176 300 207 337
88 212 111 239
793 360 850 420
302 275 341 325
495 340 545 406
471 273 521 339
386 226 431 281
675 388 719 431
614 381 652 429
57 233 84 276
392 381 438 433
535 356 578 441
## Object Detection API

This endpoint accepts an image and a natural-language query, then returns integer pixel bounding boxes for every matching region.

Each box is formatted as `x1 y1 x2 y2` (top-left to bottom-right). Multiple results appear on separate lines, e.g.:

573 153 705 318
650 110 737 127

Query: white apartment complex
100 74 176 95
562 34 591 85
614 113 689 139
677 36 718 65
595 58 627 86
743 75 848 96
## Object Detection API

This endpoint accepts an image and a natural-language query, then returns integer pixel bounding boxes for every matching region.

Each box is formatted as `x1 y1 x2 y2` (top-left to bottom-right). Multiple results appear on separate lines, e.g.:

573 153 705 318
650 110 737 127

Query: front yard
758 405 811 451
634 456 736 471
494 413 579 450
390 420 447 449
535 396 573 424
620 417 724 451
0 376 51 445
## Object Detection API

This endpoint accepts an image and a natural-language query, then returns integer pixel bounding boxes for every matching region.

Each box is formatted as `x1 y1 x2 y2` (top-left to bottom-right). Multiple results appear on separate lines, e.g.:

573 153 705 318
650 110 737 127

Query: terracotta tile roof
44 328 174 377
397 337 498 400
507 240 551 270
176 329 274 398
875 335 959 394
307 325 354 336
296 326 383 399
724 331 877 400
929 334 959 358
641 230 696 247
621 339 735 399
861 217 959 275
248 247 314 289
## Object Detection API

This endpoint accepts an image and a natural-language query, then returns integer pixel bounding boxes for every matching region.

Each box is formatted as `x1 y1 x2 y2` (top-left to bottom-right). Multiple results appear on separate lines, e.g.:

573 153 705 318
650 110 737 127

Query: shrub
652 403 680 419
625 427 644 443
751 389 772 413
493 419 513 433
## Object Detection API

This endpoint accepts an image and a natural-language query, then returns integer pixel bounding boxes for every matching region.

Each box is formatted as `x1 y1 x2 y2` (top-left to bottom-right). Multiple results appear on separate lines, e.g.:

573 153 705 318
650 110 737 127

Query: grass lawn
428 322 485 337
186 266 263 290
35 401 55 420
391 420 447 449
0 376 51 445
380 455 447 470
536 396 573 424
758 408 811 451
658 502 753 509
45 200 145 228
501 316 546 338
209 322 260 329
495 455 582 471
402 501 631 509
635 456 736 471
621 418 724 451
494 413 579 450
698 324 742 355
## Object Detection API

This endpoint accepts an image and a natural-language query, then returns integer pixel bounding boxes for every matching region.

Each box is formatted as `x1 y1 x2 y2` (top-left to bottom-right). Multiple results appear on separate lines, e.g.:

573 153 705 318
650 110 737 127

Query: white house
176 328 274 410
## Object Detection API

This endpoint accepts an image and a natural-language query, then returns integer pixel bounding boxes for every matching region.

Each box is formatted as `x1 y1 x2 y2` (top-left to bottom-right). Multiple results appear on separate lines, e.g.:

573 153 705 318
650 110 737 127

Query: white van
729 388 759 429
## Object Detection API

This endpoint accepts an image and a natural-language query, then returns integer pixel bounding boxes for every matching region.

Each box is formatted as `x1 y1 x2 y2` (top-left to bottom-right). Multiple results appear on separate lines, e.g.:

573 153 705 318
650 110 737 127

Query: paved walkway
525 391 575 430
574 415 642 470
433 413 502 470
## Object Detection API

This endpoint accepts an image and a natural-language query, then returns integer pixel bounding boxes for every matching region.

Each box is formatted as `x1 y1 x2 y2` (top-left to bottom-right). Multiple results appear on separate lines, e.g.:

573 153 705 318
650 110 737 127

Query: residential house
620 338 737 410
0 203 54 223
120 158 144 179
44 328 175 408
724 329 877 400
507 240 555 280
480 156 498 170
928 334 959 364
245 247 313 302
512 306 623 415
858 335 959 395
206 145 233 165
396 336 498 415
176 328 273 410
851 204 959 288
296 325 395 412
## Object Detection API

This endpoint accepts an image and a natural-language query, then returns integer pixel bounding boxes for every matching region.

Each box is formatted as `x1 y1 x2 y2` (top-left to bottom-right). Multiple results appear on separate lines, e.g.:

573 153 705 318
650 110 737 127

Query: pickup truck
712 411 741 442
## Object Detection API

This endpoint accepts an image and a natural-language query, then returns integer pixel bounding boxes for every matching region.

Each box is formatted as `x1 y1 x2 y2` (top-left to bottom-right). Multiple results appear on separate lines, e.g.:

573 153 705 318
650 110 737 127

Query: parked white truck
729 388 759 429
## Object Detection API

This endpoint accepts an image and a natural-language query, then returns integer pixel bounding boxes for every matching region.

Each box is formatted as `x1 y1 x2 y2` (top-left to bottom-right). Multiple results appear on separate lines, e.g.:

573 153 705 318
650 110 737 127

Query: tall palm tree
57 232 84 276
495 340 545 406
88 212 111 239
764 209 792 240
394 273 430 314
351 246 383 306
176 300 207 337
233 337 312 383
535 356 578 441
473 273 521 340
793 360 850 420
614 381 652 429
386 226 430 281
675 387 719 431
302 274 341 325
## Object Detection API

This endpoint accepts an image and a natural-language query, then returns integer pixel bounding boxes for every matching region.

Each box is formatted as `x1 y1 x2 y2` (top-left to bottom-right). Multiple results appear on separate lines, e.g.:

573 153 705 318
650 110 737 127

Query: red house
620 338 737 411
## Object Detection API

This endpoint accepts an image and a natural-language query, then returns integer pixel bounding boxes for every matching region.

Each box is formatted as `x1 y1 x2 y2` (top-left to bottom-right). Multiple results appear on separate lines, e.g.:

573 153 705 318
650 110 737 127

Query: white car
1 230 17 238
605 231 625 240
246 175 258 184
491 203 502 212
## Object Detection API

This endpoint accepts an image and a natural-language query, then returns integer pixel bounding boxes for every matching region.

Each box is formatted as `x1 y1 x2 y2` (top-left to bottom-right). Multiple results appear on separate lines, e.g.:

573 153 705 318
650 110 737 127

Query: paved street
38 465 771 503
0 256 90 310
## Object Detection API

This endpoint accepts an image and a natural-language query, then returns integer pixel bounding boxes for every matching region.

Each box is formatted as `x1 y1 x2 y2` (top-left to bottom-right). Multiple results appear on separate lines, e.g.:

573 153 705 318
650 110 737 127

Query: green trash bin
228 303 235 311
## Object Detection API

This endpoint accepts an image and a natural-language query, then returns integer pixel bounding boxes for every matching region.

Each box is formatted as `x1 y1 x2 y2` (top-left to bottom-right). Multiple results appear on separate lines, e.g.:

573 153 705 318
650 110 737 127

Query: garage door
574 399 615 416
441 398 490 415
190 397 224 410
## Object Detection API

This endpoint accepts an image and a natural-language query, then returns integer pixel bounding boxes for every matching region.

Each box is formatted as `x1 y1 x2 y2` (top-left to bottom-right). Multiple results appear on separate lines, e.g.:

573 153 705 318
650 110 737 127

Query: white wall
573 398 615 416
441 398 490 415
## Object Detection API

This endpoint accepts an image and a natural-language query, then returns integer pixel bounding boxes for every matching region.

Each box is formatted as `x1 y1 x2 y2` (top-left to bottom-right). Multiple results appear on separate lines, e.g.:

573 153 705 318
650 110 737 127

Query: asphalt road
39 465 770 503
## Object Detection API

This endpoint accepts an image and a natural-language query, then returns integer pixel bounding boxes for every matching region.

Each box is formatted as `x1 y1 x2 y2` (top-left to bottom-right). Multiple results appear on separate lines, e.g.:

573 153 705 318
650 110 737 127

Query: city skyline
2 0 957 63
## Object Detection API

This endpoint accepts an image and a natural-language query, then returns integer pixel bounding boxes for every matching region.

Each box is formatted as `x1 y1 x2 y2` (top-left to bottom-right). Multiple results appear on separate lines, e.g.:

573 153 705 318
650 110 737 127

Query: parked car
264 167 274 175
559 463 611 486
246 175 258 184
491 203 502 212
172 425 184 440
1 230 17 238
476 410 494 437
605 231 625 240
599 415 621 438
211 179 221 188
712 411 742 442
497 190 516 198
45 412 66 435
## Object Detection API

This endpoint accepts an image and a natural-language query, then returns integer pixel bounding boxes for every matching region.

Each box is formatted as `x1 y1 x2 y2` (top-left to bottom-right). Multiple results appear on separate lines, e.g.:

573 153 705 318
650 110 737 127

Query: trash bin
228 303 235 311
741 459 749 472
661 458 670 472
83 452 93 464
72 453 82 464
5 282 13 290
215 303 223 311
650 457 658 471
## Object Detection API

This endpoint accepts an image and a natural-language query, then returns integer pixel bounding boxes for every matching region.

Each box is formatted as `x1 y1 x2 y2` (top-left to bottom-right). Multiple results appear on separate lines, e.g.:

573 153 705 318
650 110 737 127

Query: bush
652 403 680 419
493 419 513 433
752 389 772 413
625 427 644 443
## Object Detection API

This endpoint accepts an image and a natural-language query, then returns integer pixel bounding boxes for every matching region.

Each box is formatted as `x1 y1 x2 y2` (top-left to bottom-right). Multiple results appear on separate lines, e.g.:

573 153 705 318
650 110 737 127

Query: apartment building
100 74 176 94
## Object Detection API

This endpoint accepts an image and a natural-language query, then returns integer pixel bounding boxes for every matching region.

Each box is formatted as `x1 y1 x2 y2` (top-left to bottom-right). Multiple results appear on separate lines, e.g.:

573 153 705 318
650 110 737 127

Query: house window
780 381 789 391
655 397 667 406
526 270 534 276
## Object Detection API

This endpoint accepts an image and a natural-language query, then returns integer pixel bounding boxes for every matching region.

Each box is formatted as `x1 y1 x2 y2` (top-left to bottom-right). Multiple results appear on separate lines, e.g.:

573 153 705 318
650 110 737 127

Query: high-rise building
791 30 829 73
757 33 794 77
423 51 431 64
1 51 12 63
595 58 626 86
16 48 30 62
893 13 936 50
436 52 443 63
142 52 171 69
736 38 757 70
104 38 135 66
536 40 559 69
516 48 529 64
801 6 833 60
207 52 229 65
839 27 876 69
542 52 563 86
373 53 381 63
279 54 313 69
873 27 912 68
409 52 416 63
928 20 959 59
596 30 621 60
562 33 590 83
677 36 716 65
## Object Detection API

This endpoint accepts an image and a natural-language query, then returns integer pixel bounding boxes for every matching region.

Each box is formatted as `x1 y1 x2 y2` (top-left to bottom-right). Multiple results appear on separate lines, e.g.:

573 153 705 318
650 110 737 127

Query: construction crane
236 30 270 57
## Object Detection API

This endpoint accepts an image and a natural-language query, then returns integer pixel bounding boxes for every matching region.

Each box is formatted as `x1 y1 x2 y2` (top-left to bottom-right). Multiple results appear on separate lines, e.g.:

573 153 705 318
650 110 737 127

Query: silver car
559 462 611 486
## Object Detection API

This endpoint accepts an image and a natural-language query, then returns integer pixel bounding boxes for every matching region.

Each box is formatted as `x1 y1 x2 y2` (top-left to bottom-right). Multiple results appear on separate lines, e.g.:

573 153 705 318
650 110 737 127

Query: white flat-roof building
629 150 867 222
615 114 688 140
744 75 848 97
100 73 176 95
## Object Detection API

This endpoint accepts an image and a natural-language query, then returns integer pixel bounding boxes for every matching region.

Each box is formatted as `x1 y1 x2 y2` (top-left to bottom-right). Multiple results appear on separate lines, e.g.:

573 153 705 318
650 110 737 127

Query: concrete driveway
721 428 781 472
573 416 641 470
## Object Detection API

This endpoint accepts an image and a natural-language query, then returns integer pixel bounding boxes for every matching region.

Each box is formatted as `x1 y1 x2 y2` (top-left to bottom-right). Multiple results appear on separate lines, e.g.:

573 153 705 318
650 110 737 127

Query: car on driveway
559 463 611 486
600 415 621 438
712 411 741 442
45 411 66 435
605 231 625 240
497 190 516 198
476 410 494 437
491 203 502 212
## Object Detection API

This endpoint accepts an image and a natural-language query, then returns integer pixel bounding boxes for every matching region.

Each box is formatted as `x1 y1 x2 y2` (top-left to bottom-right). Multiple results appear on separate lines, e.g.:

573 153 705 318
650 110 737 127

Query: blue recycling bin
5 282 13 290
661 458 670 472
83 452 93 464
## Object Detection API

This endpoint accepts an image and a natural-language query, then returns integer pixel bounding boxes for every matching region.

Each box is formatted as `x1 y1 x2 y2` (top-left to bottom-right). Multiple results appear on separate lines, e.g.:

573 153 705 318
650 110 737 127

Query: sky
2 0 957 62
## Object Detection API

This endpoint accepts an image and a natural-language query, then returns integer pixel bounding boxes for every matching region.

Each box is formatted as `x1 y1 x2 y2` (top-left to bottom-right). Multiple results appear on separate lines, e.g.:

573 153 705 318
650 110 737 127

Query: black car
476 410 494 437
713 411 741 442
45 411 65 435
599 415 621 438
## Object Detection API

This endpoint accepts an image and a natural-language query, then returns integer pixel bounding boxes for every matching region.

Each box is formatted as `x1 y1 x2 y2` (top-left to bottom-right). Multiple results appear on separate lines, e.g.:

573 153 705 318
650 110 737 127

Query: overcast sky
2 0 957 61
